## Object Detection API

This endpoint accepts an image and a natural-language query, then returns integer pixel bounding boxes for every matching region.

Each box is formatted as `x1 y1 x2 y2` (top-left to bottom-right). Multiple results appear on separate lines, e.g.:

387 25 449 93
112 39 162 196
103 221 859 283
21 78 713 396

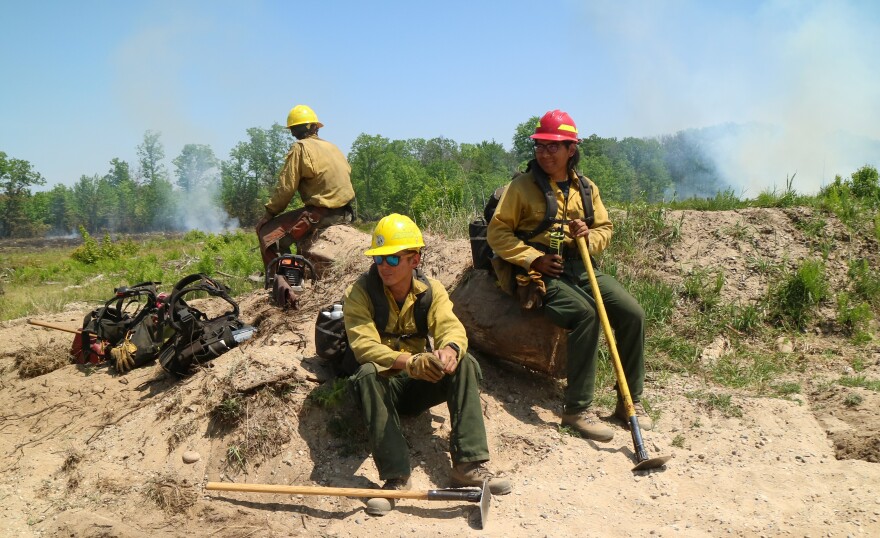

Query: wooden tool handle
205 482 431 500
27 319 81 335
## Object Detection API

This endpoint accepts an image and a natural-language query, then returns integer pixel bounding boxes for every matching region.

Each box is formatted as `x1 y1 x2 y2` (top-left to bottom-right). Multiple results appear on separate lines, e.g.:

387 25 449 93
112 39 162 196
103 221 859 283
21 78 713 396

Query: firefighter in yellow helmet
343 214 511 516
255 104 356 269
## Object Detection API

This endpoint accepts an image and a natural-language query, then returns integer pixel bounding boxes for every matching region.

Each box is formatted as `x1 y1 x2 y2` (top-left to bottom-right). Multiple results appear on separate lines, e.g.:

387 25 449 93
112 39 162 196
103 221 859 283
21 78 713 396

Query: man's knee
453 354 483 382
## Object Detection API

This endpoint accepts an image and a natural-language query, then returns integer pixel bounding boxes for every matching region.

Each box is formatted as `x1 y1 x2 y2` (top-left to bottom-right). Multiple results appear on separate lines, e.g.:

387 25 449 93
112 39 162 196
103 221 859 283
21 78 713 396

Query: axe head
479 479 491 529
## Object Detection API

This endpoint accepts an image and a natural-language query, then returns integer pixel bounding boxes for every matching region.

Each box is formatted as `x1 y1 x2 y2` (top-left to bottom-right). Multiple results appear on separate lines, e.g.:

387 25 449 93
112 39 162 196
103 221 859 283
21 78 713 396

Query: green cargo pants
540 256 646 413
351 354 490 481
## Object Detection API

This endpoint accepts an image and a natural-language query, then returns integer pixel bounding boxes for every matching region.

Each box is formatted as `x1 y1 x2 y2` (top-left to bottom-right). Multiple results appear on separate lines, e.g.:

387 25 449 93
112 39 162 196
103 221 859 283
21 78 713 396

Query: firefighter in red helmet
487 109 651 442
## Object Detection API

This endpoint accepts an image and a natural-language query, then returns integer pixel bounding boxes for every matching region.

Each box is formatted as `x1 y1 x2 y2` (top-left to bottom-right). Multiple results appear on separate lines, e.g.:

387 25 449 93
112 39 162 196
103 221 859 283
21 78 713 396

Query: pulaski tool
205 480 492 529
576 236 671 471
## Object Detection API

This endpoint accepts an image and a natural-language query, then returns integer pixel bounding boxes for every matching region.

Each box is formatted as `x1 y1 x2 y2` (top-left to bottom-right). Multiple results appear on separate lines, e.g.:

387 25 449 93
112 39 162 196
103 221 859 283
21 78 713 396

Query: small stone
182 451 201 464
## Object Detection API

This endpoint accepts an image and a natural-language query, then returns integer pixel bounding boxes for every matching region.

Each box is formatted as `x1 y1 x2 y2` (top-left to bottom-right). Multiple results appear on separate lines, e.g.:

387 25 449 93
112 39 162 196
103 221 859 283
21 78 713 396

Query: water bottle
323 303 344 320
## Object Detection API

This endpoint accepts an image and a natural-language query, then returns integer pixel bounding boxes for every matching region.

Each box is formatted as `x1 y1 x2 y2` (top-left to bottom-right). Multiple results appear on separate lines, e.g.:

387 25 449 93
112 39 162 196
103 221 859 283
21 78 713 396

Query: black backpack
157 274 254 376
315 265 433 377
469 159 595 272
79 282 167 367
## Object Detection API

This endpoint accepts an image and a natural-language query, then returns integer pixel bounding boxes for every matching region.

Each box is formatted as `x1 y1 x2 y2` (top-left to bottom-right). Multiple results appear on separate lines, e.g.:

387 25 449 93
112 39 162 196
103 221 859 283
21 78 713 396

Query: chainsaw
264 254 316 308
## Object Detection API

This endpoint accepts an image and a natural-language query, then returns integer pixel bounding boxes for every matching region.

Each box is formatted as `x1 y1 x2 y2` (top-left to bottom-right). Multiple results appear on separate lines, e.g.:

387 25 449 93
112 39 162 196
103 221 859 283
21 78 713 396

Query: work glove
110 339 137 373
272 275 298 309
405 352 445 382
516 270 547 310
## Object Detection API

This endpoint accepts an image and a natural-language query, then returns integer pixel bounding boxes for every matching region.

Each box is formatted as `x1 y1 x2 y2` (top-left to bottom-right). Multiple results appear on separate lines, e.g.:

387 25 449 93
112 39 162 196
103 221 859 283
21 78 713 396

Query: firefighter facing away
255 105 356 269
344 214 511 516
487 109 651 443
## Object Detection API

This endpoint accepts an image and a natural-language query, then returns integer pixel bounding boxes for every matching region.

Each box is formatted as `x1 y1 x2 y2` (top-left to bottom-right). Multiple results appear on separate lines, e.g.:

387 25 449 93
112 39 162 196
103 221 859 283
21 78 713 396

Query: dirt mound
1 216 879 537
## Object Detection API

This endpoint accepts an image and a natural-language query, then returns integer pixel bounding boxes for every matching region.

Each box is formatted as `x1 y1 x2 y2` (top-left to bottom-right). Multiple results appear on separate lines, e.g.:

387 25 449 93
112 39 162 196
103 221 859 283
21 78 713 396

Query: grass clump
307 378 351 408
683 267 724 312
838 375 880 392
768 259 827 330
686 390 743 418
843 393 863 407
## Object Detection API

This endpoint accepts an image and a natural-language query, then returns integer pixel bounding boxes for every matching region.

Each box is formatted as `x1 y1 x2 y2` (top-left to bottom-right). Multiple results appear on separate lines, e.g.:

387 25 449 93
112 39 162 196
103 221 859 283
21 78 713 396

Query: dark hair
565 141 581 173
290 123 318 140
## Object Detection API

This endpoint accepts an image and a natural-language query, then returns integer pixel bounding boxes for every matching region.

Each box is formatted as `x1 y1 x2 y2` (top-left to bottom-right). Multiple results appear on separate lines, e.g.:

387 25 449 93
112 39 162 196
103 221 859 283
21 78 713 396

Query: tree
173 144 219 193
136 131 175 230
0 151 45 237
850 165 879 203
512 117 539 167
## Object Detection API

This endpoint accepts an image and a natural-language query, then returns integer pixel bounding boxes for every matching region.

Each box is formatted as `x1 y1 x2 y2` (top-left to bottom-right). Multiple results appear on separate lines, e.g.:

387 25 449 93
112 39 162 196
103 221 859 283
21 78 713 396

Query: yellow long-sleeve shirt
487 169 613 270
343 273 468 374
264 135 355 216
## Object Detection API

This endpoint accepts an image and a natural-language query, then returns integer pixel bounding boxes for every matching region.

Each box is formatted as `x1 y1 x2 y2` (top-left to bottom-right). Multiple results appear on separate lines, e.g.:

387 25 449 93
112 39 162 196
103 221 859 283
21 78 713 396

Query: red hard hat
531 110 579 142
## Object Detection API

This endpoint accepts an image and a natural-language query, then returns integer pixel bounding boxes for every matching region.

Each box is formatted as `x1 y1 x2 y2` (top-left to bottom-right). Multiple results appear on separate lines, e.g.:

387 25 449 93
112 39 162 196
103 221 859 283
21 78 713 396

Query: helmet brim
364 244 423 256
531 133 579 142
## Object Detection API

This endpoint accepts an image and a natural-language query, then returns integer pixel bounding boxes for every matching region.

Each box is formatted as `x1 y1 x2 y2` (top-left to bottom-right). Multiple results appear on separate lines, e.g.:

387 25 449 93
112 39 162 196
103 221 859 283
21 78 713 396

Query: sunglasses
373 253 412 267
534 142 566 154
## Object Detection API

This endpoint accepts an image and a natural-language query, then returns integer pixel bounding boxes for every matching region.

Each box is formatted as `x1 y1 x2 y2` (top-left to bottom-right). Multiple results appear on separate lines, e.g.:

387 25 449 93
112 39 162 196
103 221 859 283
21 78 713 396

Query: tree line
0 117 767 239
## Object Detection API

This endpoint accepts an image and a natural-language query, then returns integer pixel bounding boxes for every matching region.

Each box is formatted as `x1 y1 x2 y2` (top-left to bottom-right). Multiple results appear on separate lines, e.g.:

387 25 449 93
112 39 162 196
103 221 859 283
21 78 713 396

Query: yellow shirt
343 274 468 374
264 135 355 216
487 169 613 270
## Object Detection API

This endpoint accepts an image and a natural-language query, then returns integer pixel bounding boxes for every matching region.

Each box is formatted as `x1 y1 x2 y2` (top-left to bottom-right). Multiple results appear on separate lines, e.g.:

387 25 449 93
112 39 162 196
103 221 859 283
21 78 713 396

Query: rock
700 335 731 365
775 336 794 354
182 451 201 464
451 270 568 378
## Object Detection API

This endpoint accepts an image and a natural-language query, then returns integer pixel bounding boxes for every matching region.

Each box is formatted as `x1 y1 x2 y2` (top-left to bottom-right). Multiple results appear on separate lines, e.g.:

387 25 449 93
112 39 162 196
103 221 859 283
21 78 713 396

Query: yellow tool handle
574 237 636 419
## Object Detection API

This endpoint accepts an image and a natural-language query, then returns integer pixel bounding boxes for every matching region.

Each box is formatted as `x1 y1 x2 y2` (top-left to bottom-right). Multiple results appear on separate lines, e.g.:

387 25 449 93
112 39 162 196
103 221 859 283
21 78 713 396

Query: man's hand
530 253 564 278
434 346 459 374
568 218 590 240
405 352 445 382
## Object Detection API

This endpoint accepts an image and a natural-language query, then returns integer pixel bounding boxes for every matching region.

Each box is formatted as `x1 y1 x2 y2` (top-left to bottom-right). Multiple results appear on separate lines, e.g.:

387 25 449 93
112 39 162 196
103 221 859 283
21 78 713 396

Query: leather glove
516 270 547 310
405 352 445 382
272 275 298 309
110 339 137 373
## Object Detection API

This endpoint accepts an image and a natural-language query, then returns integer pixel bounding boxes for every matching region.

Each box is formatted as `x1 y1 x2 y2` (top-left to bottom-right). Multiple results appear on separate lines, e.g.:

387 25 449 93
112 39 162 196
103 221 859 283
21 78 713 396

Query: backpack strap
166 273 238 331
363 265 433 348
576 173 595 226
515 159 559 241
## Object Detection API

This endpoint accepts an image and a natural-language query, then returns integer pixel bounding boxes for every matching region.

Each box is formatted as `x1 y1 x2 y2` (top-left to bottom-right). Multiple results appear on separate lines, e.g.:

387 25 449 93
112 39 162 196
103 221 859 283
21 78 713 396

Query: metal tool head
632 454 672 471
479 479 492 529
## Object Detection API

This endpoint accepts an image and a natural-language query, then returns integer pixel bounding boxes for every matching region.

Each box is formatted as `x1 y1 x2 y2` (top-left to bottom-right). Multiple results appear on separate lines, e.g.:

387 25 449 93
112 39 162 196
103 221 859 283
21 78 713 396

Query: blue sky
1 0 878 195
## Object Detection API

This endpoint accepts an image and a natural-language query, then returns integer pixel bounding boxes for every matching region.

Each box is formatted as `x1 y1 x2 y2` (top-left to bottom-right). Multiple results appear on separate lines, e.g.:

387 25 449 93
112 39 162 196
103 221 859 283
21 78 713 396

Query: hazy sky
1 0 878 196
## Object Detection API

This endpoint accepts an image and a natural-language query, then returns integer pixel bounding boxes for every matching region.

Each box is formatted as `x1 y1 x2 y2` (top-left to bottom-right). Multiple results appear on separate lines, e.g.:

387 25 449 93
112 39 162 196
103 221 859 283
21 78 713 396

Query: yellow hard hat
286 104 324 128
364 213 425 256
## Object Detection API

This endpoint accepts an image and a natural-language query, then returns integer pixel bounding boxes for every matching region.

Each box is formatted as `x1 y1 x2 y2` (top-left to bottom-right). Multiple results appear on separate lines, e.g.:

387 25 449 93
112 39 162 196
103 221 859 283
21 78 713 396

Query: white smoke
173 184 240 234
579 0 880 195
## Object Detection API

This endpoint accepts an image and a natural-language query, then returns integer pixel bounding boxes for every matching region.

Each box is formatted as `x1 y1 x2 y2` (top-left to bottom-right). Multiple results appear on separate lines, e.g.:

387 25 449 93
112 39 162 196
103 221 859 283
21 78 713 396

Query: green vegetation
1 229 262 321
768 259 828 331
838 376 880 392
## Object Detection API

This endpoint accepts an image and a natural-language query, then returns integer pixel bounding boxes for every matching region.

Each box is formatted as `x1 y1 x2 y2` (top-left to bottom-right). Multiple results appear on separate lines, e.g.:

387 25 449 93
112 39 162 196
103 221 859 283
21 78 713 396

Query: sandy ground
1 211 879 537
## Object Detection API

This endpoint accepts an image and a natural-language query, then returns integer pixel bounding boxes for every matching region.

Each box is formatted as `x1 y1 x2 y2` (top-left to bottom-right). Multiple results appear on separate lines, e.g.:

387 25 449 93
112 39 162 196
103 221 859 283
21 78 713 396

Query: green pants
351 354 489 481
540 257 645 413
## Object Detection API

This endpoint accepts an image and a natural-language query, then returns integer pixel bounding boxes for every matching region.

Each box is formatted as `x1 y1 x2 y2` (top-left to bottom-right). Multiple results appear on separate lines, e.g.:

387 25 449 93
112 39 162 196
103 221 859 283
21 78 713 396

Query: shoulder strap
412 268 432 336
517 159 558 241
167 273 238 330
364 265 390 332
576 173 595 226
364 265 432 337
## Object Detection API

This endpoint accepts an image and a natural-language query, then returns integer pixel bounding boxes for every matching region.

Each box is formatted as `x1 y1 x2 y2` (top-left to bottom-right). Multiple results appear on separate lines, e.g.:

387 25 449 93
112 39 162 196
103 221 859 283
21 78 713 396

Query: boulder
450 270 567 378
